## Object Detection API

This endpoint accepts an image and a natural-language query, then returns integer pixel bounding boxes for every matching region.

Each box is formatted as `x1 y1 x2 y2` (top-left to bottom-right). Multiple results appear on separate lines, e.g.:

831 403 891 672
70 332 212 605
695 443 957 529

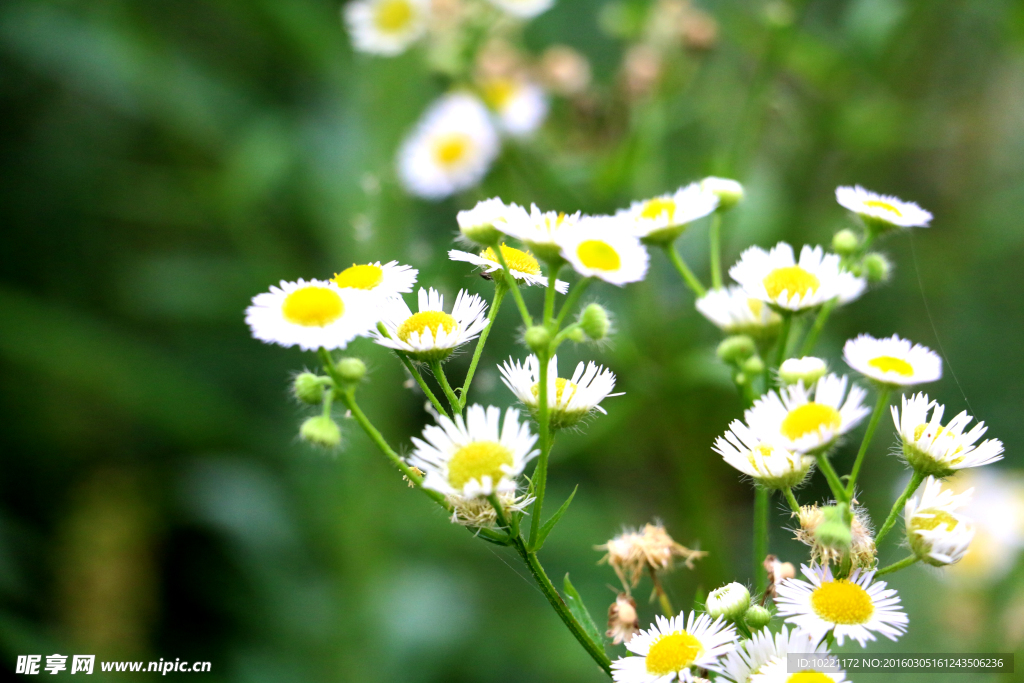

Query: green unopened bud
863 252 892 283
525 325 552 353
293 373 325 404
815 503 853 551
335 357 367 384
832 229 860 257
300 416 341 448
717 335 756 364
456 198 507 246
742 356 765 376
744 604 772 630
565 327 585 343
579 303 611 341
706 582 751 621
700 177 744 211
778 357 827 386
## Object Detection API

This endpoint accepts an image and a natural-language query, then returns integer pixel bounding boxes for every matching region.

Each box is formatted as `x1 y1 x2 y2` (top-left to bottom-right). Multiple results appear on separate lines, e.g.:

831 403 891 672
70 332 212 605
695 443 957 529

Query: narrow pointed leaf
563 574 605 649
534 485 577 550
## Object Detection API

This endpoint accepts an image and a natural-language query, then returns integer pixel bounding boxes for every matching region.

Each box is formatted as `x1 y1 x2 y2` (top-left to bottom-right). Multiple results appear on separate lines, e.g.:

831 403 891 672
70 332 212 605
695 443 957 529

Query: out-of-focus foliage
1 1 1022 681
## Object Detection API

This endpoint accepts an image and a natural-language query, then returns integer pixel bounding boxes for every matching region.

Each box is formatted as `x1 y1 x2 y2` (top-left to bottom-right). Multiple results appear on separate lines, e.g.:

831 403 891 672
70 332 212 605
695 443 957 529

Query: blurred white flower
843 334 942 387
344 0 429 56
486 0 554 19
481 77 548 137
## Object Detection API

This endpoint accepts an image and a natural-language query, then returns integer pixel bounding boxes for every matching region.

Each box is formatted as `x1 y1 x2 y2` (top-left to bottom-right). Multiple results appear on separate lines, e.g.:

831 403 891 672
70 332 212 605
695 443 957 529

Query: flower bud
716 335 756 364
744 604 772 630
456 198 507 246
863 252 892 283
565 327 585 343
335 357 367 384
778 357 827 386
300 416 341 448
524 325 552 353
832 229 860 257
579 303 611 341
293 372 325 404
700 177 744 211
706 582 751 621
742 355 765 376
814 503 853 552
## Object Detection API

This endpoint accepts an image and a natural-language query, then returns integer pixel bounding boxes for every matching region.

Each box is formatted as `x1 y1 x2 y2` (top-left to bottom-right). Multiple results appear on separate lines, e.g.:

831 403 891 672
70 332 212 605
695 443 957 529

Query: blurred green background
1 0 1022 680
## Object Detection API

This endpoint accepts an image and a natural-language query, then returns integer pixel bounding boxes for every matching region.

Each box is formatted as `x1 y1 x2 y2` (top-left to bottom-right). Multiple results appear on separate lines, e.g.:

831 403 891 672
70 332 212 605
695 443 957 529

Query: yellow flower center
763 266 820 300
531 378 579 404
482 79 517 110
810 579 874 625
787 672 834 683
447 441 513 490
432 133 472 169
482 244 541 276
868 355 914 376
374 0 414 33
577 240 621 271
645 632 704 675
864 199 902 216
332 264 384 290
911 509 960 532
780 403 842 441
281 286 344 327
640 198 676 221
397 311 457 342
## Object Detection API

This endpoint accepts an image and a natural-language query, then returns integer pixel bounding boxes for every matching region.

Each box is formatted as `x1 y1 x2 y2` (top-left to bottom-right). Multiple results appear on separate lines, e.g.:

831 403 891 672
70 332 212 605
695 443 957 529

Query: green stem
709 212 723 290
876 471 926 545
459 284 505 409
376 322 449 419
528 348 552 549
487 493 510 530
544 268 559 325
430 360 462 417
754 488 769 594
800 299 836 356
814 451 847 503
783 487 801 515
845 387 892 499
876 555 920 577
492 244 533 327
554 277 591 329
649 566 674 616
773 313 793 372
665 244 707 298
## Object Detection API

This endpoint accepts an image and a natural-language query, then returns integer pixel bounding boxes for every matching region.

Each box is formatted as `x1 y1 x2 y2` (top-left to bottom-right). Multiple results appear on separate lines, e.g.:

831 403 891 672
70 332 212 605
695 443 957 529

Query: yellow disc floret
577 240 621 271
482 79 517 111
864 199 902 217
332 264 384 290
447 441 513 490
763 266 820 300
282 286 344 327
640 198 677 222
867 355 914 377
644 632 704 675
781 403 842 441
810 579 874 625
910 509 960 533
787 672 835 683
530 377 579 405
397 311 457 343
374 0 414 33
482 244 542 276
432 133 472 168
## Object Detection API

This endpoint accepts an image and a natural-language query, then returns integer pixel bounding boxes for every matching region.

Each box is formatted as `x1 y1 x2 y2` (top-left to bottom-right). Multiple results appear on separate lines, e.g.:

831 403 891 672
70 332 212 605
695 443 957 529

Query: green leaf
533 485 577 550
563 574 605 650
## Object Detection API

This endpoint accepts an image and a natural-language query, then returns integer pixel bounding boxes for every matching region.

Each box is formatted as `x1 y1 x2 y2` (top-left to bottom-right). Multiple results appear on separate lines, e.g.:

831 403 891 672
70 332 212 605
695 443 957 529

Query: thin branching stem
665 244 706 297
709 212 724 290
429 360 462 417
846 387 891 499
876 554 919 577
459 283 506 408
492 245 533 327
876 471 926 545
754 488 769 594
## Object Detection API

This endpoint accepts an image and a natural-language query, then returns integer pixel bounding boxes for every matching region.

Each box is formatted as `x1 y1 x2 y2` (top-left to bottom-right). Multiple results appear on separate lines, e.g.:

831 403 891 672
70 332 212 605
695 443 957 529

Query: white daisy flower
843 334 942 386
778 357 828 387
498 355 620 429
480 77 548 137
750 654 846 683
616 182 719 245
486 0 554 19
835 185 932 230
456 197 514 245
905 476 975 566
560 216 650 285
374 287 488 362
397 93 499 200
720 626 839 683
695 285 782 337
343 0 429 57
245 279 376 351
700 176 744 211
331 260 418 299
744 374 870 454
775 564 908 647
409 404 538 499
729 243 866 312
892 393 1004 477
713 419 814 490
448 244 568 293
495 202 582 263
611 611 738 683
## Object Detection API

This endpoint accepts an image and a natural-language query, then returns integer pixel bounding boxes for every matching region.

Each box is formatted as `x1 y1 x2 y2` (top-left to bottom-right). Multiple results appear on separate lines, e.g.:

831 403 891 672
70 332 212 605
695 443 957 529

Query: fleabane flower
456 197 513 245
775 564 908 647
700 177 744 211
905 476 975 566
480 76 548 137
397 93 499 200
410 405 537 501
495 203 581 263
843 334 942 387
696 286 782 337
499 355 620 429
729 243 866 312
449 244 568 293
343 0 429 56
892 393 1004 477
486 0 554 19
597 523 705 590
713 420 814 490
616 183 719 245
744 374 869 454
560 216 650 285
375 287 488 361
720 626 840 683
245 279 376 351
778 357 828 387
331 260 418 300
611 611 738 683
836 185 932 230
795 503 876 568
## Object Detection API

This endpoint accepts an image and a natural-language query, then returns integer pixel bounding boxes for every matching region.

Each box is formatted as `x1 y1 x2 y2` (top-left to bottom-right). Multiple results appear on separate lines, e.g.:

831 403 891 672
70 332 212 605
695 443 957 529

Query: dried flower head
795 503 876 568
448 491 533 528
540 45 592 96
596 523 706 590
607 593 640 645
763 554 796 599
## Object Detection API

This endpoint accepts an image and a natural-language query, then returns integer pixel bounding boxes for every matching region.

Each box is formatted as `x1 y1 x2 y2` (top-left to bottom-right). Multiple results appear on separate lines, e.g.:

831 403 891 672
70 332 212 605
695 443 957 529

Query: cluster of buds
795 502 877 568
